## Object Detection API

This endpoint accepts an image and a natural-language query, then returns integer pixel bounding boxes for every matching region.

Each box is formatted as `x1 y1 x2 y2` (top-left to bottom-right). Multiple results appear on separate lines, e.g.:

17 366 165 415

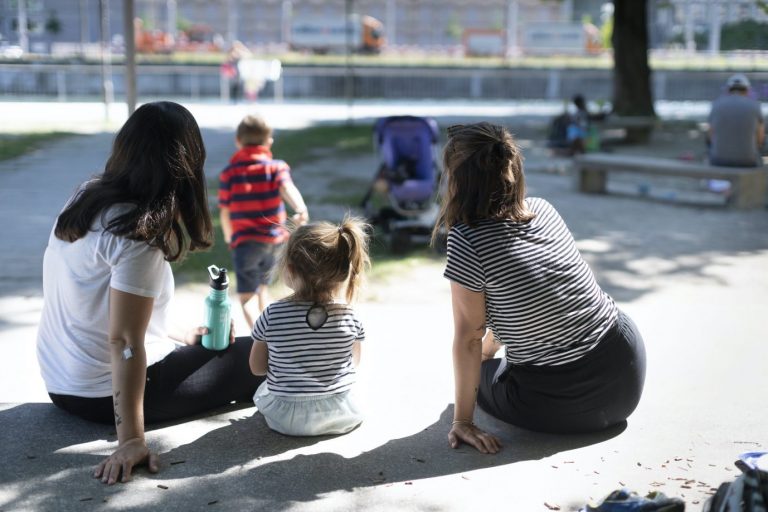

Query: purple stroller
361 116 441 252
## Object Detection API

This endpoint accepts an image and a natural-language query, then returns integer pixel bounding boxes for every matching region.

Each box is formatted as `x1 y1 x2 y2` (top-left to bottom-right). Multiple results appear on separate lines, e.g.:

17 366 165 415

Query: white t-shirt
36 205 178 397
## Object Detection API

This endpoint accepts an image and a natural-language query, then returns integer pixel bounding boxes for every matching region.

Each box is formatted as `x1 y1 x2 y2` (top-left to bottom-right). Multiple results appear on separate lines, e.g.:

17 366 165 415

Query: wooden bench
593 116 658 144
573 153 768 209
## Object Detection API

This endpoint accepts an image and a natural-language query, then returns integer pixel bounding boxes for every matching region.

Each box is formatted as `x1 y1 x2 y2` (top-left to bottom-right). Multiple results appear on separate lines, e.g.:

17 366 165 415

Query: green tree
45 10 61 35
720 20 768 50
600 12 613 49
446 14 462 40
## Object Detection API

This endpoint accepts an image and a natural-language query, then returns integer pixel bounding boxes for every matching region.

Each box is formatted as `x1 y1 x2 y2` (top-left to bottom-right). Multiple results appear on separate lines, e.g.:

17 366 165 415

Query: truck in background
463 23 604 57
289 14 384 54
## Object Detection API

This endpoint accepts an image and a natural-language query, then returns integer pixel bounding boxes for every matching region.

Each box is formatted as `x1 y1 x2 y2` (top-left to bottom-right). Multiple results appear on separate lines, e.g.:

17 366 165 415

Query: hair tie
495 140 507 157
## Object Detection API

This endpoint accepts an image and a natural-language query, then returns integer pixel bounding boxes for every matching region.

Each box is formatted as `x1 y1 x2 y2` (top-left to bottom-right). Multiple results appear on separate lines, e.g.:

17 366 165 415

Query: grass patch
0 132 75 163
272 124 372 165
368 238 445 280
314 176 372 207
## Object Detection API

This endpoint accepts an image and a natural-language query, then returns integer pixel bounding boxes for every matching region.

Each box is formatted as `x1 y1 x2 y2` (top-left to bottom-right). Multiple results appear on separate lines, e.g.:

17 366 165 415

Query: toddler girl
248 216 370 436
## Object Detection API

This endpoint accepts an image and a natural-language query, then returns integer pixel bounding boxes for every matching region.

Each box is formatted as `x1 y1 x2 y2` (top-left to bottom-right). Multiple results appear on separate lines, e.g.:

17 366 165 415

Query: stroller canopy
374 116 439 202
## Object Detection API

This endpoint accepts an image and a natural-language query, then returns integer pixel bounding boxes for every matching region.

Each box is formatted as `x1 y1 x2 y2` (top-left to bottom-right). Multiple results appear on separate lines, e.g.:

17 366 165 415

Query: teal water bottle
201 265 231 351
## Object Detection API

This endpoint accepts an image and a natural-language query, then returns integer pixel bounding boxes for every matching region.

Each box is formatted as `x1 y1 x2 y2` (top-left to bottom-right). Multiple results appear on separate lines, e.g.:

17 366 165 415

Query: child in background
248 216 370 436
219 114 309 329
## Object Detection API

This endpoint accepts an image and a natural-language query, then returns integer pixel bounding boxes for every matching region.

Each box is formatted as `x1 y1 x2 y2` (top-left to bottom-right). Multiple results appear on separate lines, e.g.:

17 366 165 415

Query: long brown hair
277 216 370 304
431 122 534 244
54 101 213 262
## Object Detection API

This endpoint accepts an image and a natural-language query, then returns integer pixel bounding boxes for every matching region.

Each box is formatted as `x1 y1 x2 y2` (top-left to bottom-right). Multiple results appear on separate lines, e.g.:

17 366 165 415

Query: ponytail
337 216 370 303
278 215 370 303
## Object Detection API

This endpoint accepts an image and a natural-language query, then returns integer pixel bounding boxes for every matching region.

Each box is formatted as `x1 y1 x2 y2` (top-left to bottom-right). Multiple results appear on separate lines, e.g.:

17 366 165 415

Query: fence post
220 73 229 102
653 71 667 101
546 69 561 100
191 71 200 100
274 76 284 103
470 73 482 99
57 70 67 101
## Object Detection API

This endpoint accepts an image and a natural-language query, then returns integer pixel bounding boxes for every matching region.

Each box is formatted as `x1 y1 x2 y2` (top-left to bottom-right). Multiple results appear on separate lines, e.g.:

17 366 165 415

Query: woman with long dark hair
434 122 646 454
37 102 264 484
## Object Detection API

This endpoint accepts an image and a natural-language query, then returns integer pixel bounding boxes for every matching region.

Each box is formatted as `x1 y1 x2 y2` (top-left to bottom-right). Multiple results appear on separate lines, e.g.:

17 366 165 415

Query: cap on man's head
726 73 751 90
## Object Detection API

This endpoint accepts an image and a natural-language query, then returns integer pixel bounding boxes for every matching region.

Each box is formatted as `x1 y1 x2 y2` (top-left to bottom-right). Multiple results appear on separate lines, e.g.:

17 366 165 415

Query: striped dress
252 299 365 396
444 197 617 366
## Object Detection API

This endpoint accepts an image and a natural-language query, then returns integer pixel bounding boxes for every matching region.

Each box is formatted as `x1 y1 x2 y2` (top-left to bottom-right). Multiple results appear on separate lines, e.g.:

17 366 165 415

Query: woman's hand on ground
448 422 502 454
94 437 159 484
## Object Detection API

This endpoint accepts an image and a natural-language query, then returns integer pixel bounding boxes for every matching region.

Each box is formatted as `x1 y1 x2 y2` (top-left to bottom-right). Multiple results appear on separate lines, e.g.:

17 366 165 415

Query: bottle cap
207 265 229 290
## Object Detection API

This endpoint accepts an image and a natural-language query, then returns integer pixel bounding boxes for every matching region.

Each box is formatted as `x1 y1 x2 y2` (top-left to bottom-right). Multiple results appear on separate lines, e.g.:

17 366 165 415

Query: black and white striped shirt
444 197 617 366
252 299 365 396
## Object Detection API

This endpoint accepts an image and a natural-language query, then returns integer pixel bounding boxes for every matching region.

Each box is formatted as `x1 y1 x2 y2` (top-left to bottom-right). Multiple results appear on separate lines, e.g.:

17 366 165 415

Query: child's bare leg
239 292 256 329
255 285 271 313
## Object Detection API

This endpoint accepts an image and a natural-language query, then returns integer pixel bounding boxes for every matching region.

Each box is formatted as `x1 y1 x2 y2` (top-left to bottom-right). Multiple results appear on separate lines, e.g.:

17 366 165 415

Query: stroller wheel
390 230 411 254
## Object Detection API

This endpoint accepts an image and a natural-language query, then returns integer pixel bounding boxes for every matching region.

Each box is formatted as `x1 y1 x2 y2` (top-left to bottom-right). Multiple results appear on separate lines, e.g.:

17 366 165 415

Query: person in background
708 74 765 167
566 94 591 155
221 41 249 103
548 94 604 156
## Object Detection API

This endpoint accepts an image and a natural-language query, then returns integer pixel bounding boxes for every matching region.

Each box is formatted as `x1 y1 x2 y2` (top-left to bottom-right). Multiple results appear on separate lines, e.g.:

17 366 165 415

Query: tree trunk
612 0 655 143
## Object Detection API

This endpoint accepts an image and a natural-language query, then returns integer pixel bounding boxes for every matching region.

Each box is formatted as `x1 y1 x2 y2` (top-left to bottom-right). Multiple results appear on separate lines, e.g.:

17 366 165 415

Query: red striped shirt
218 146 292 247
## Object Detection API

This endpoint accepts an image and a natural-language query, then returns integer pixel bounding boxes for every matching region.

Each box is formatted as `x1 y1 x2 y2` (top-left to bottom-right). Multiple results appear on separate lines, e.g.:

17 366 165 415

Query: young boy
219 114 309 328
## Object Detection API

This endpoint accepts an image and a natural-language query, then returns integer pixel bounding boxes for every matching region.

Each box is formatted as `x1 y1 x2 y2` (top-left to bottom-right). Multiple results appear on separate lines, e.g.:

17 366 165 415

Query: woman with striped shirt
434 123 646 454
248 216 370 436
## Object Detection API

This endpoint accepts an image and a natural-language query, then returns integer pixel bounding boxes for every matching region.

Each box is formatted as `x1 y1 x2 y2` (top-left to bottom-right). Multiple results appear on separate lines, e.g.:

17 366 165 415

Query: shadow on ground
1 403 624 511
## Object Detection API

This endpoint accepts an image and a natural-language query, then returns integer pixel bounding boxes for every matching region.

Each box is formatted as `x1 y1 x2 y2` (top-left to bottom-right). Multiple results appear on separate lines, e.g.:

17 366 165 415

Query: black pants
49 337 264 425
477 310 646 434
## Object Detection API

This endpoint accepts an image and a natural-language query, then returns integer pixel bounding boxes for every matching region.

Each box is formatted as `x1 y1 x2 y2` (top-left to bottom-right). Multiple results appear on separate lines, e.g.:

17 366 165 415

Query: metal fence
1 62 767 103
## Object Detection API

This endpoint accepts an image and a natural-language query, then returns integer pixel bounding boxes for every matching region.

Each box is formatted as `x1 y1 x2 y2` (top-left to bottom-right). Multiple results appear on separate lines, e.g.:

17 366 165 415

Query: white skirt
253 381 363 436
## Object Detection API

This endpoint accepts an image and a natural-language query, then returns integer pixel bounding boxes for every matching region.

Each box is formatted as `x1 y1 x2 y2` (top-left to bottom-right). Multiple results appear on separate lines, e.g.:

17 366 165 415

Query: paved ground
1 100 767 511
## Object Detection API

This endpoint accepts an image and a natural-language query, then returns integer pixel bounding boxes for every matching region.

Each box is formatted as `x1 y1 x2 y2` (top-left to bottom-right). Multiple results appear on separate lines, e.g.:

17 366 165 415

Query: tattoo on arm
113 391 122 427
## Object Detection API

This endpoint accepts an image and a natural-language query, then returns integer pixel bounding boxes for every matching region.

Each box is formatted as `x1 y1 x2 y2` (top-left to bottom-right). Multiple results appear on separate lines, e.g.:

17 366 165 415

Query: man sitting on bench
707 74 765 168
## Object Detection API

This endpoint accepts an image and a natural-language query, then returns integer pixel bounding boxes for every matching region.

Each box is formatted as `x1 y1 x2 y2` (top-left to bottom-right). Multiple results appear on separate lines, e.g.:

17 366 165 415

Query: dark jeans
477 310 646 434
49 336 264 425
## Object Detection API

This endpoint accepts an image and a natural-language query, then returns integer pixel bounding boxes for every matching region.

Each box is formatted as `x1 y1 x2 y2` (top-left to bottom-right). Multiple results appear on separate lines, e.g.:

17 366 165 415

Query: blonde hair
276 216 371 304
236 114 273 147
431 122 534 244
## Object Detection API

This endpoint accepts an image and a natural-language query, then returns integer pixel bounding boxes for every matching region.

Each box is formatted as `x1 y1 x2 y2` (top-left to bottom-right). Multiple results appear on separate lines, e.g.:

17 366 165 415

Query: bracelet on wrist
451 419 474 426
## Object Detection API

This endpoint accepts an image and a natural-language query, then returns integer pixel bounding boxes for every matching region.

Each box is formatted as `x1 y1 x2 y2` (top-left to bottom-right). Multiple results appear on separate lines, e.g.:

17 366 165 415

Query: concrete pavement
1 100 767 511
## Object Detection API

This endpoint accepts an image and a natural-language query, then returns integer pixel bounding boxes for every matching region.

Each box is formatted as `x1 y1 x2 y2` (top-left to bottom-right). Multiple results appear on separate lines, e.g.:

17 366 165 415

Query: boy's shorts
232 241 280 294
